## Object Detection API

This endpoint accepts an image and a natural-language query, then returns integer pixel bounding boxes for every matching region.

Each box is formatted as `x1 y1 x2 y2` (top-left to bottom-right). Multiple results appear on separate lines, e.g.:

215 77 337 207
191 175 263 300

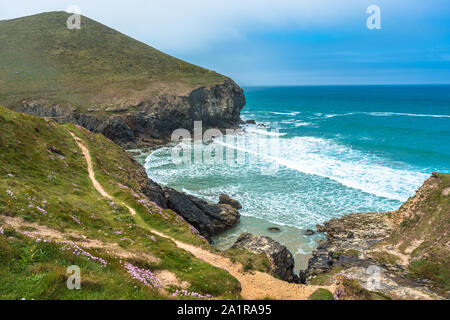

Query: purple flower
72 215 81 225
124 263 161 288
36 206 47 214
171 289 212 299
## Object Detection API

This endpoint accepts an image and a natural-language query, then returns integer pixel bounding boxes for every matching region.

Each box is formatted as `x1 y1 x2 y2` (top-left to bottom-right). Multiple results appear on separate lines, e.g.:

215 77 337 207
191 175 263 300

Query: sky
1 0 449 85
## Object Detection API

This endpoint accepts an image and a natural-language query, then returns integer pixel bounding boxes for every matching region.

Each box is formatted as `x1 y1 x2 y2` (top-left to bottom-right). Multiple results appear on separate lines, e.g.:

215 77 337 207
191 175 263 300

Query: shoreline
131 143 324 273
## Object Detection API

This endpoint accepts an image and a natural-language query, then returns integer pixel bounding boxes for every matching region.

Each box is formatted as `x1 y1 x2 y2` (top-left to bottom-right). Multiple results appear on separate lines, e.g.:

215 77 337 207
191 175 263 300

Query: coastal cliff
302 172 449 300
16 79 245 148
0 12 246 148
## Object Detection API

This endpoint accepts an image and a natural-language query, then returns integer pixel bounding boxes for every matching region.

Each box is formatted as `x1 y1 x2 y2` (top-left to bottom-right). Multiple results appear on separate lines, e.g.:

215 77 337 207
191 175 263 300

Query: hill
0 106 246 299
0 12 245 148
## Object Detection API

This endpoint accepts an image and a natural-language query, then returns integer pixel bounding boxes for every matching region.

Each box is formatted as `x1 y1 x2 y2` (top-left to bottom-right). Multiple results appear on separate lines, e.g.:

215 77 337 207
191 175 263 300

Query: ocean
143 85 450 271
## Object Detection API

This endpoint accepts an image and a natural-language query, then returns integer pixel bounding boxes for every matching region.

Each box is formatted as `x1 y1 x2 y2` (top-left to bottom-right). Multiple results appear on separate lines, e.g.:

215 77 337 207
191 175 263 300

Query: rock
245 119 256 125
268 227 281 233
105 107 128 113
231 232 296 283
16 79 246 149
218 194 242 210
142 179 240 239
316 224 326 233
305 229 315 236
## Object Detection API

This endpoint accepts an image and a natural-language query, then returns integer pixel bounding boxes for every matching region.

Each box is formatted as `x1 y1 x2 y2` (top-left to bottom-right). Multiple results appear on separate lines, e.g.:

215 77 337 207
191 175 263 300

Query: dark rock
141 179 168 209
305 229 315 236
245 119 256 125
16 79 246 149
218 194 242 210
268 227 281 233
142 179 240 239
47 145 65 156
231 232 296 283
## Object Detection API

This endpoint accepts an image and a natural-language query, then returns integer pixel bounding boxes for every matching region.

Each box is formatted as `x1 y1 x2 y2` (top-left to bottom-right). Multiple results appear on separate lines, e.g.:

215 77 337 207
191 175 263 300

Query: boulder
231 232 296 283
142 179 240 240
245 119 256 125
218 194 242 210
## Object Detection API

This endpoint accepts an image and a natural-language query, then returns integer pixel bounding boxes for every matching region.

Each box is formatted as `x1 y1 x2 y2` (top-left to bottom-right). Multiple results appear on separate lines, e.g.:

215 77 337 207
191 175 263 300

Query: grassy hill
0 11 226 110
0 106 248 299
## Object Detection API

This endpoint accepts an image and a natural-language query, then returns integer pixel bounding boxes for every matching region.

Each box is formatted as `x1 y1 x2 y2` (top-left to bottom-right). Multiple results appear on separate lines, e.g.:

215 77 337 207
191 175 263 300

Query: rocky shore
143 180 240 240
299 172 449 300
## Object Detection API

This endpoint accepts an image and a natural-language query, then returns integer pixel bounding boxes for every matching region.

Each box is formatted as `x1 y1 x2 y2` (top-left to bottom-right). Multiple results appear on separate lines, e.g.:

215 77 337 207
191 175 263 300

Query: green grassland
0 12 227 110
0 106 244 299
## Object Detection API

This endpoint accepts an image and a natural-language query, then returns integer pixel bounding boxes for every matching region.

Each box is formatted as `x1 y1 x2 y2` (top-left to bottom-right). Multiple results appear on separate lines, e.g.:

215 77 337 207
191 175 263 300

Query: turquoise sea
144 85 450 270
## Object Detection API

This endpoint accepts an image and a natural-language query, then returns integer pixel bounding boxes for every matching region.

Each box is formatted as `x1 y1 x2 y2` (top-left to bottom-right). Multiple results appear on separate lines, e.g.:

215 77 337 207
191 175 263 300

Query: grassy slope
386 173 450 293
0 106 243 300
0 11 226 109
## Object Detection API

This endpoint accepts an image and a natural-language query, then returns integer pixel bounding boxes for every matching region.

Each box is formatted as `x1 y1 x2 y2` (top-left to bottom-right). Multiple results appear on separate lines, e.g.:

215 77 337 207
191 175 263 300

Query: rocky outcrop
141 180 240 240
300 173 450 300
232 232 296 283
218 194 242 210
16 79 245 149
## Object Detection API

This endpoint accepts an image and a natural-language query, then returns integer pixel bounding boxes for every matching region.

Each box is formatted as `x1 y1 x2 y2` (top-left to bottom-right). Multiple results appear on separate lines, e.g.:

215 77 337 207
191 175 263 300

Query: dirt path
70 131 326 300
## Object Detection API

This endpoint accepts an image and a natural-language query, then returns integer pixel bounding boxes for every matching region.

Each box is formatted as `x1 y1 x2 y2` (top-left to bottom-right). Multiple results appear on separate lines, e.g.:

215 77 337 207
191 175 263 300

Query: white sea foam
244 126 287 136
270 111 301 116
324 112 450 119
213 133 428 202
294 121 312 127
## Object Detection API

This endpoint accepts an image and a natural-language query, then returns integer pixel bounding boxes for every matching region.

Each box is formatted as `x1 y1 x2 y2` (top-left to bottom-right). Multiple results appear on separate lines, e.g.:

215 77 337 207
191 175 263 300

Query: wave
213 134 428 202
324 112 450 119
367 112 450 118
270 111 301 116
244 127 287 137
294 121 312 127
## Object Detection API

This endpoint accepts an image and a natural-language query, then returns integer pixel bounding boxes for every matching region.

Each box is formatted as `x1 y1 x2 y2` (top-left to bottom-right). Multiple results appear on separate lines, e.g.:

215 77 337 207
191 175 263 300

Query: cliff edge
302 172 449 300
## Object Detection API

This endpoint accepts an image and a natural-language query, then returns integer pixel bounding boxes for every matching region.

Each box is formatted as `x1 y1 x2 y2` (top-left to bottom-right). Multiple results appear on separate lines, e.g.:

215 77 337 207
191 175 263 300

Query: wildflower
333 287 344 300
60 241 108 267
0 227 4 235
36 206 47 214
171 289 212 299
124 263 161 288
72 215 81 225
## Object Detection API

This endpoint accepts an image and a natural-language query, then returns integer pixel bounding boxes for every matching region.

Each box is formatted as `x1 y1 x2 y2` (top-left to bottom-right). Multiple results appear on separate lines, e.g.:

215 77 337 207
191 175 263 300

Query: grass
220 248 269 273
0 106 242 299
0 11 227 110
369 251 401 266
385 172 450 295
308 288 334 300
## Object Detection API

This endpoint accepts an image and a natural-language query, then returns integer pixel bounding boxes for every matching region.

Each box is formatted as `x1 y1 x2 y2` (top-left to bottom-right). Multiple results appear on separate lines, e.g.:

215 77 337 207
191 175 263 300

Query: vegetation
220 248 269 273
308 288 334 300
386 172 450 294
0 106 241 299
0 12 227 110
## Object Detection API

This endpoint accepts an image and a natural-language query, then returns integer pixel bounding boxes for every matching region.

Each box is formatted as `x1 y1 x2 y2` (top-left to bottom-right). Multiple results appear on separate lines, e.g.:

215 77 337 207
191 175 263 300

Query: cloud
1 0 445 52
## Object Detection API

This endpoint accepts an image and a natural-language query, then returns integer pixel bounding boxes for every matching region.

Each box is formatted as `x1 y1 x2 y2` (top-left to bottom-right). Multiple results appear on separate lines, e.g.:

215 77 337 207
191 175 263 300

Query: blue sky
1 0 449 85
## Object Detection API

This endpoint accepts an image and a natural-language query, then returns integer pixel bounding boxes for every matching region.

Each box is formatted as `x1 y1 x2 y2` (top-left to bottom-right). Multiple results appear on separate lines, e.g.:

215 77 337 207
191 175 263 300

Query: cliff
0 12 246 148
302 173 450 300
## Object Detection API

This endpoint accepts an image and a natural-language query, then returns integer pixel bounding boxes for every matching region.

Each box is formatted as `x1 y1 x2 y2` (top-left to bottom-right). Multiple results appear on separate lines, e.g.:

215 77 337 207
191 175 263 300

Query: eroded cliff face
301 173 450 300
16 79 246 149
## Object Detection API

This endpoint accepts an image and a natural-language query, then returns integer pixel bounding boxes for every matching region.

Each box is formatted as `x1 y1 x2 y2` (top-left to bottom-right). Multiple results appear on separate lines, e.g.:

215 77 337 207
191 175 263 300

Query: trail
69 131 327 300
